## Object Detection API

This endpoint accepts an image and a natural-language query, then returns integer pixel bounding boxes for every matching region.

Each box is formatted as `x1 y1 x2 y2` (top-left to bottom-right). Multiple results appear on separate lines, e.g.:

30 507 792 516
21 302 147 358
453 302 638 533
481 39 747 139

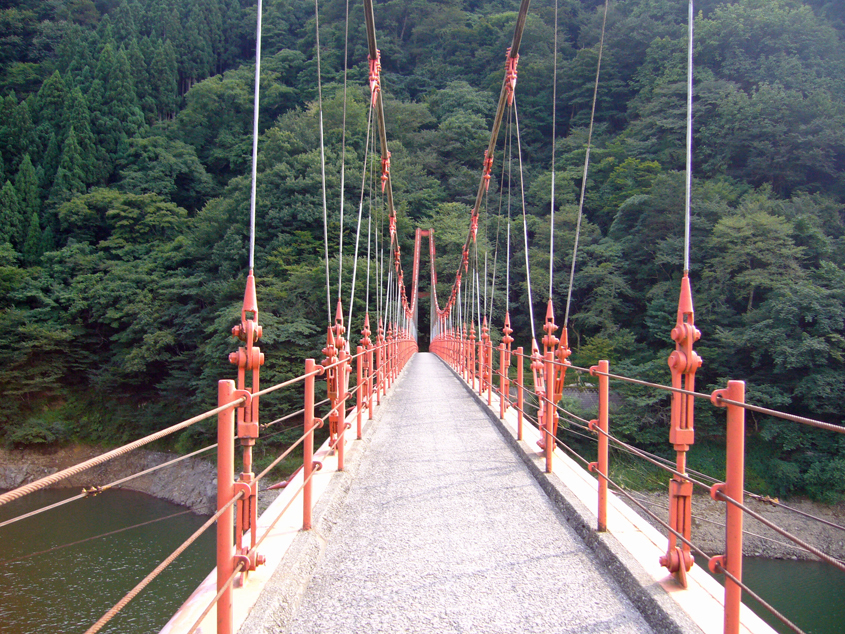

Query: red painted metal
498 343 506 417
368 50 381 107
661 272 702 586
377 319 385 403
303 358 317 531
709 380 746 634
501 313 513 418
356 345 363 438
227 272 266 587
516 346 524 441
216 379 236 634
505 47 519 106
381 152 391 193
544 350 554 473
589 360 610 532
482 150 494 192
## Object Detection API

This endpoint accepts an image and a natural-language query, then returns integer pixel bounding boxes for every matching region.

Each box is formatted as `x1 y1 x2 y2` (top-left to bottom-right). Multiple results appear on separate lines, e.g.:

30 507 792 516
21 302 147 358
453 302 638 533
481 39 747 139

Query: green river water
0 489 215 634
1 489 843 633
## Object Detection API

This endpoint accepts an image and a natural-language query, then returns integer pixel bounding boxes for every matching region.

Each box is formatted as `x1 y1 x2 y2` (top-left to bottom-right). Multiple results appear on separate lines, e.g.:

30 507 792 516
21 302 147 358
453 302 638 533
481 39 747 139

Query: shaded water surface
710 557 845 634
0 488 214 634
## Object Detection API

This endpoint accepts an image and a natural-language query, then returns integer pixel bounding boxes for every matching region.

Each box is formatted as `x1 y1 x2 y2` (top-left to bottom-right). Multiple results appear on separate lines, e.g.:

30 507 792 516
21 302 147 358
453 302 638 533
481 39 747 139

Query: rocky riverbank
630 490 845 561
0 445 218 514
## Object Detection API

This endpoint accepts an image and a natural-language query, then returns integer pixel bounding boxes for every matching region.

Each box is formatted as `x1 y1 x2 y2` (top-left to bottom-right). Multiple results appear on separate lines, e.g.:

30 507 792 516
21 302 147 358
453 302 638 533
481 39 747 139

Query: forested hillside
1 0 844 500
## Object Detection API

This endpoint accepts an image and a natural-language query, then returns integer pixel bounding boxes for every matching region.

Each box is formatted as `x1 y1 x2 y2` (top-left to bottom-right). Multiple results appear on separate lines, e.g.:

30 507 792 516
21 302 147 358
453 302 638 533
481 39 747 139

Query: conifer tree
113 1 138 42
127 38 149 106
40 133 61 190
22 212 42 266
15 155 40 222
67 88 101 184
151 39 178 120
51 127 86 206
0 181 22 248
36 71 69 140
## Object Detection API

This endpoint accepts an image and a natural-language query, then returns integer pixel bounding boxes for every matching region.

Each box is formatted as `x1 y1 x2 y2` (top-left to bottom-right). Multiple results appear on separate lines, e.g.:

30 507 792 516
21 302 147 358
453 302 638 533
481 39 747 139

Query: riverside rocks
0 445 218 514
632 490 845 561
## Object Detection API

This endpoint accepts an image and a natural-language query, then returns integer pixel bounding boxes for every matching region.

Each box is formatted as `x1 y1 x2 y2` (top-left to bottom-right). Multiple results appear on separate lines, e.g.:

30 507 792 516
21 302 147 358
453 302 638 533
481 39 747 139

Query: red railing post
356 345 363 438
499 343 506 418
662 272 701 587
589 360 609 532
469 322 477 389
303 359 317 530
216 380 236 634
516 346 524 440
487 338 493 405
337 345 348 472
544 350 555 473
709 380 746 634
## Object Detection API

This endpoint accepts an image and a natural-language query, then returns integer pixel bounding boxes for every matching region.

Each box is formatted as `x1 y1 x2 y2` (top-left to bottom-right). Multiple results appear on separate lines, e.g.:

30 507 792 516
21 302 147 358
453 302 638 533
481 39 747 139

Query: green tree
14 154 40 222
0 181 23 247
22 211 41 265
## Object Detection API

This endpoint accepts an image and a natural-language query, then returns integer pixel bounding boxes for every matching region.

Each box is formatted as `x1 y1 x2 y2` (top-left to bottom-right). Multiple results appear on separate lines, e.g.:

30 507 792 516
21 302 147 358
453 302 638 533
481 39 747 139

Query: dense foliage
1 0 844 499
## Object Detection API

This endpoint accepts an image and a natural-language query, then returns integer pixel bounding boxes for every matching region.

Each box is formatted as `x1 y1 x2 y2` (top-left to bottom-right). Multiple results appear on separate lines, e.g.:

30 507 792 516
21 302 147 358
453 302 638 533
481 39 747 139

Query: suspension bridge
1 0 844 633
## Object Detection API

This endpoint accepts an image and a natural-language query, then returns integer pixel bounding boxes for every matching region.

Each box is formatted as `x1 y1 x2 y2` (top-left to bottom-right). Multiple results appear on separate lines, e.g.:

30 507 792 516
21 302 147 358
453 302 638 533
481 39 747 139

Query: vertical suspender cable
548 0 558 299
314 0 331 323
505 106 514 314
247 0 264 271
347 105 375 334
684 0 694 273
337 0 350 297
365 160 373 316
514 100 536 342
563 0 608 328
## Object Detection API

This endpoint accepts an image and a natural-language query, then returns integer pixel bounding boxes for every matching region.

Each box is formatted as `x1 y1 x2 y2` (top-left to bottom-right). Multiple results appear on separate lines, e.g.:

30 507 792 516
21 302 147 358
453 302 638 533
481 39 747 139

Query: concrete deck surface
247 353 654 633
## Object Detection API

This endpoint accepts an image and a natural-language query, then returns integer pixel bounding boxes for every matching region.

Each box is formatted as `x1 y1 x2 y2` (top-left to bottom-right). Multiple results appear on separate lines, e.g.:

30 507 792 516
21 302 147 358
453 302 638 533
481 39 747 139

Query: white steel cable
337 0 351 296
564 0 609 328
684 0 694 273
347 105 375 334
514 100 536 342
548 0 559 299
314 0 331 323
247 0 263 271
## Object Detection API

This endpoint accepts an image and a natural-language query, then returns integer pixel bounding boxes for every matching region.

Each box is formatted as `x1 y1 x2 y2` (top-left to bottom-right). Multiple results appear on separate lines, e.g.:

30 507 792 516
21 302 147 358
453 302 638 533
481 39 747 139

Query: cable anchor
661 272 702 586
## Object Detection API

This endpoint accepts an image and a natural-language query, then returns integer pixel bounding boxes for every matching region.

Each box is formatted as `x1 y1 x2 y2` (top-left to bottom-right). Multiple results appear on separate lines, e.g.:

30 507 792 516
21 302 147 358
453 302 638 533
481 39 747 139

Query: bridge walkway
241 353 653 633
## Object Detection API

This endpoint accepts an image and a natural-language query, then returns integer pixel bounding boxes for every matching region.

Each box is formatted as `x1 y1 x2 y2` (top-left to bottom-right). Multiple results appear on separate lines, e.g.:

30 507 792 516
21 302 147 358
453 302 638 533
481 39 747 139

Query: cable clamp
709 482 726 502
505 48 519 106
707 554 725 575
368 50 381 107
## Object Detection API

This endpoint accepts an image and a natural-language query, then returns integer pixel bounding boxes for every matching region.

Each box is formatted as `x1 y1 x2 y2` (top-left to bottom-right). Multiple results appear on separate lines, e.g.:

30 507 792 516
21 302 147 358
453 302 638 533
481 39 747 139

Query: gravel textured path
288 353 653 633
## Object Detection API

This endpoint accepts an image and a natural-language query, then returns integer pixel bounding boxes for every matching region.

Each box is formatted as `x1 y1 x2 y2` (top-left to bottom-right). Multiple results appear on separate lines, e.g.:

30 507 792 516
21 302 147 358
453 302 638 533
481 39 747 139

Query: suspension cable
506 107 513 311
684 0 694 273
347 104 376 334
548 0 558 300
564 0 608 328
314 0 331 323
247 0 264 271
337 0 350 297
514 99 536 341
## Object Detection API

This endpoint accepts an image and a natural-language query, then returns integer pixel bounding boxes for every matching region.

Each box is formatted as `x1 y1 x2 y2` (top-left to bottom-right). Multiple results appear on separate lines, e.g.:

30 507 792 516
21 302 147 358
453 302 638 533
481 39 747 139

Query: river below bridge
0 489 843 634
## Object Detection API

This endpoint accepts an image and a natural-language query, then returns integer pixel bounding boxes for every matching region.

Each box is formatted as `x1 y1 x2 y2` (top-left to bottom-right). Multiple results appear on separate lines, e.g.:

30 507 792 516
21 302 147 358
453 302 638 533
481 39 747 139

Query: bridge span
165 353 773 634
